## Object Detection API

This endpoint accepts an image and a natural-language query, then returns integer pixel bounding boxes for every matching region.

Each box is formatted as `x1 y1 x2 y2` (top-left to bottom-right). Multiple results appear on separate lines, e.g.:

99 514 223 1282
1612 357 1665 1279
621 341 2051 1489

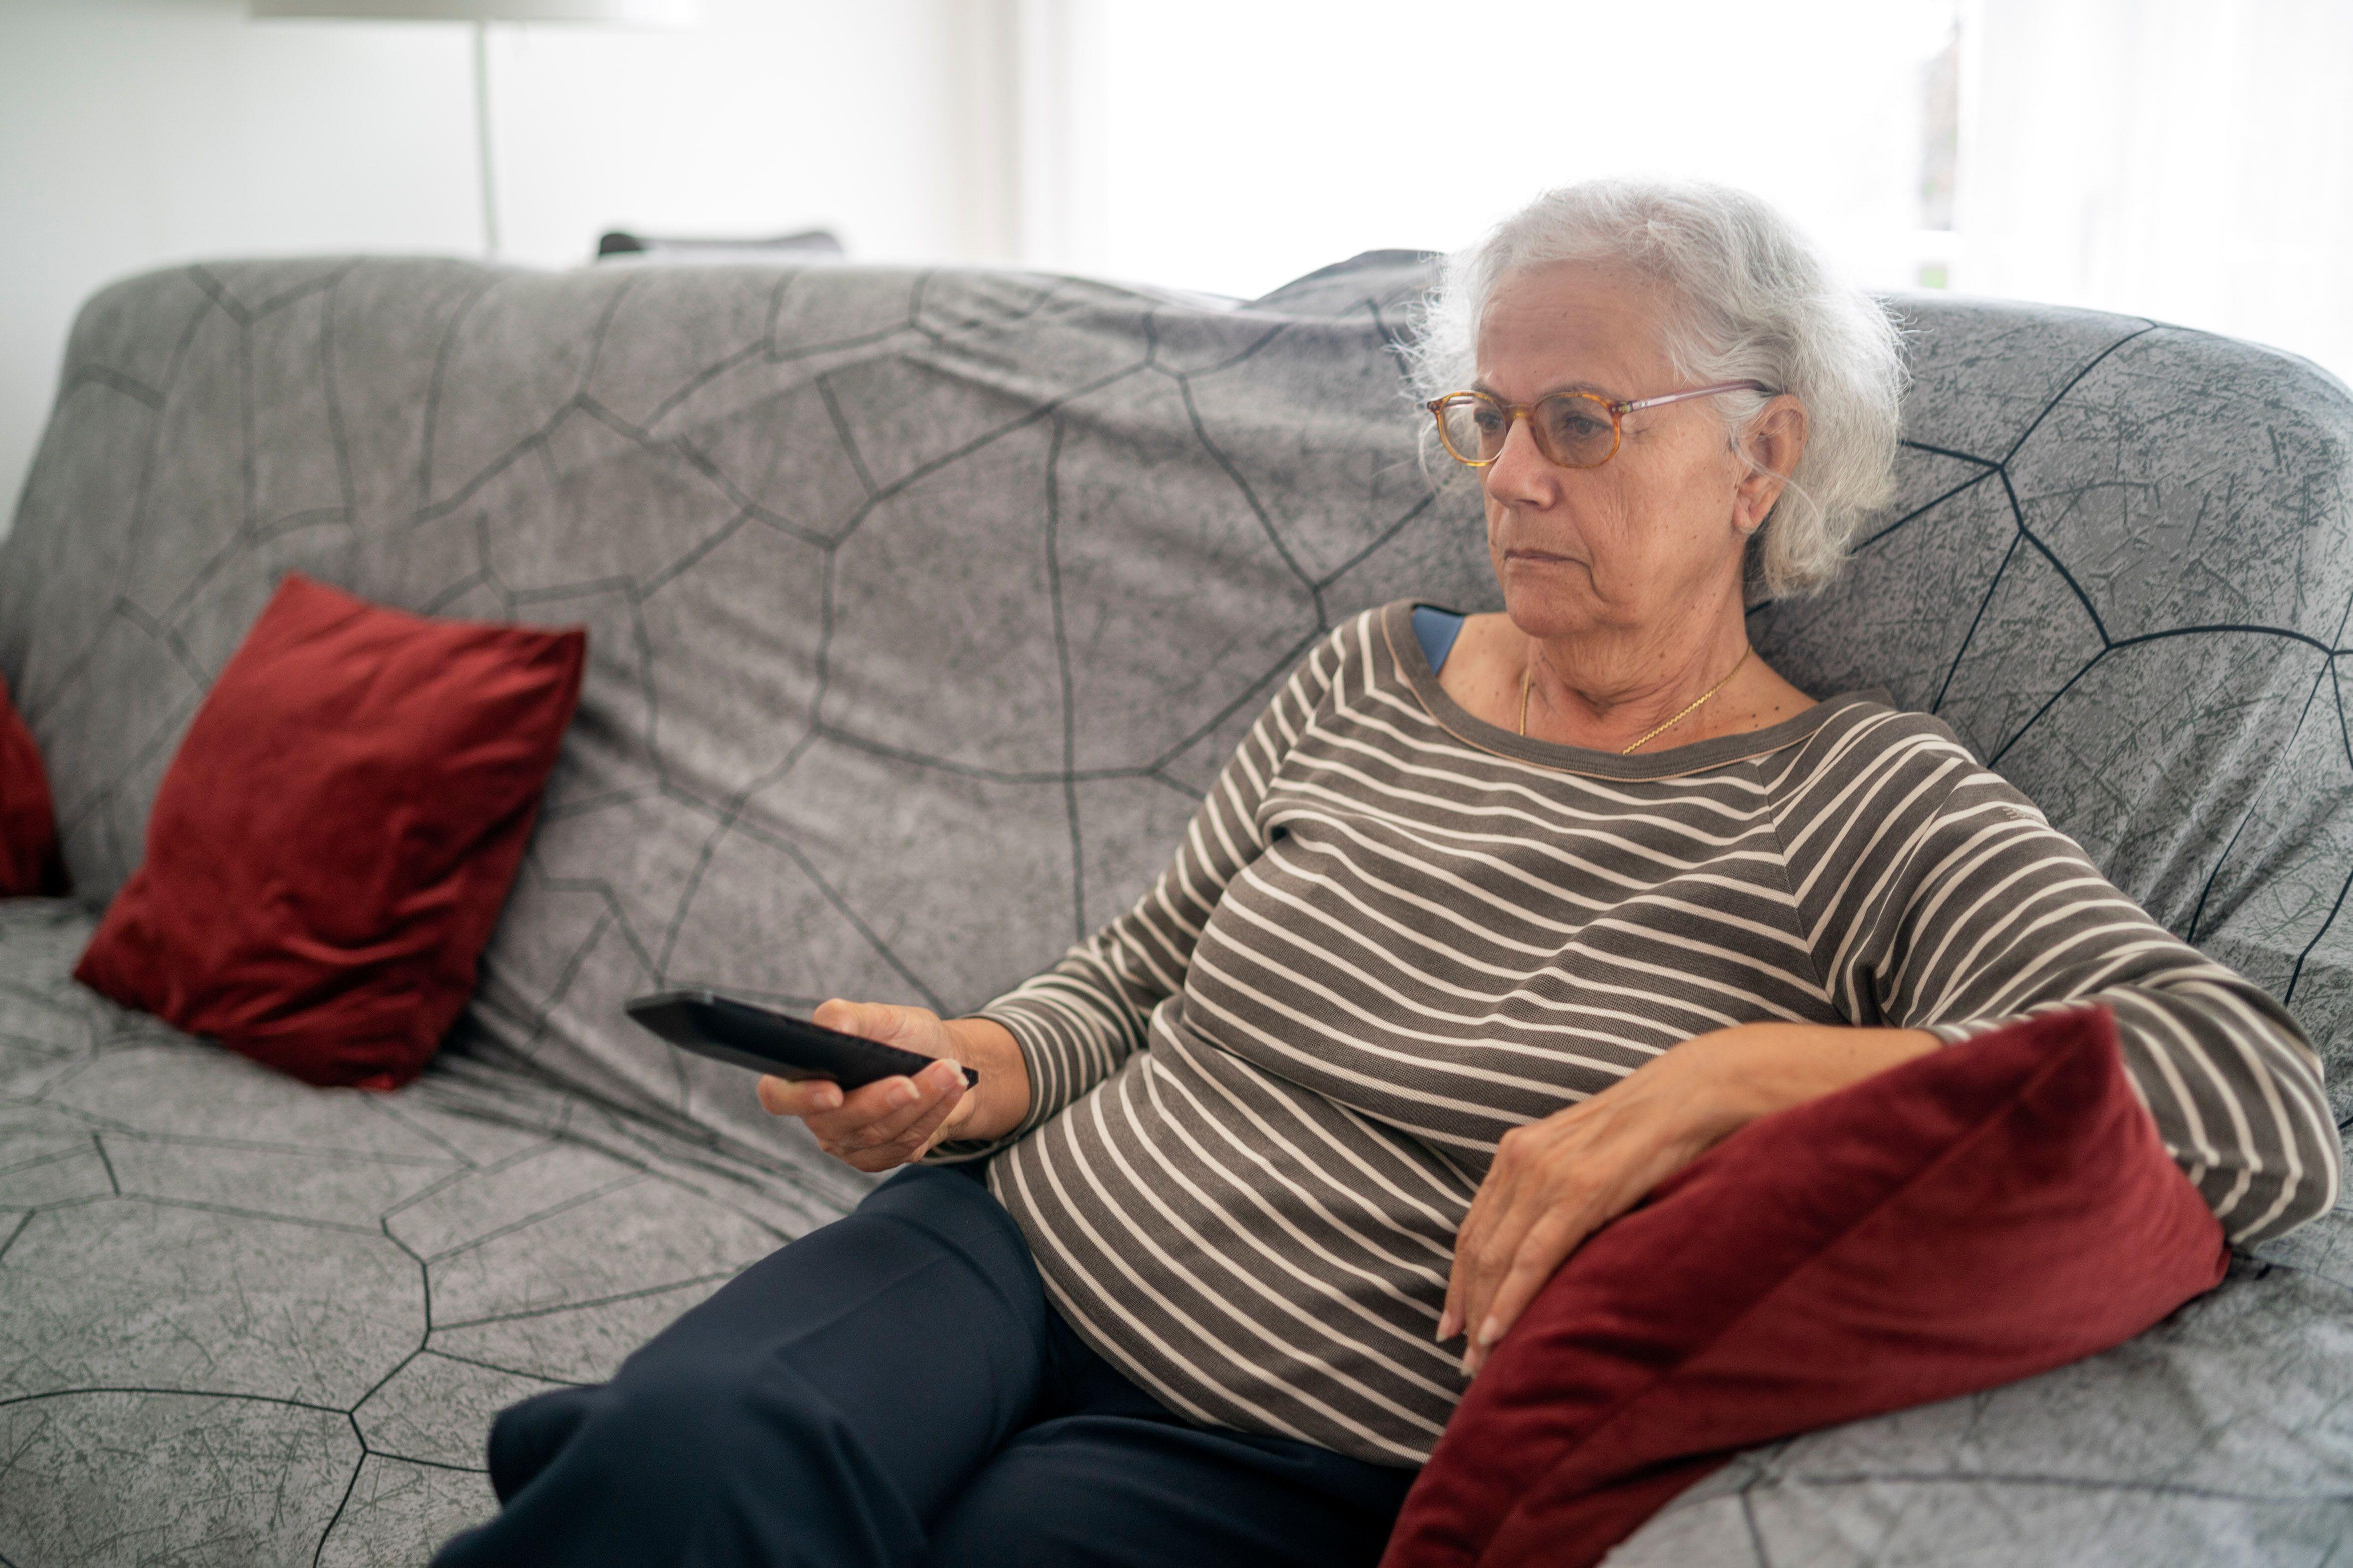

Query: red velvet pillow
0 670 69 897
75 573 585 1090
1381 1004 2229 1568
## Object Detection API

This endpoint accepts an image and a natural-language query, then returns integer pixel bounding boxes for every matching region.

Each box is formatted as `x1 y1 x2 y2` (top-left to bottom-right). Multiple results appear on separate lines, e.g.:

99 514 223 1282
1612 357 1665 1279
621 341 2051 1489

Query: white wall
0 0 970 533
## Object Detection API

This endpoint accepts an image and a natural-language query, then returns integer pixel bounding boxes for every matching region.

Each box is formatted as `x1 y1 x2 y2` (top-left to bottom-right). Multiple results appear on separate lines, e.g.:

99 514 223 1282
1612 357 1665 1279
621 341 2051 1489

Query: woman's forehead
1476 260 1671 393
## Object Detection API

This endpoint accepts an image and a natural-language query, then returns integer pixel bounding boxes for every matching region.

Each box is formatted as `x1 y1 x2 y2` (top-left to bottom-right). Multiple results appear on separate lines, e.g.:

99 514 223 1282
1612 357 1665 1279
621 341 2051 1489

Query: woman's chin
1500 567 1601 626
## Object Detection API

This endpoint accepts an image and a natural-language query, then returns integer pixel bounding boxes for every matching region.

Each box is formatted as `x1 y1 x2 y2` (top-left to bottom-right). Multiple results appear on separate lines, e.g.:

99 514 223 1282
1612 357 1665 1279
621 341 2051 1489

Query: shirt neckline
1382 599 1894 782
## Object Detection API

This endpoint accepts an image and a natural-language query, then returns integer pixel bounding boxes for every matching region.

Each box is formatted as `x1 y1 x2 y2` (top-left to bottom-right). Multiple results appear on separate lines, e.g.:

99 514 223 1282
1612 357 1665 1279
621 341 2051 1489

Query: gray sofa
2 249 2349 1566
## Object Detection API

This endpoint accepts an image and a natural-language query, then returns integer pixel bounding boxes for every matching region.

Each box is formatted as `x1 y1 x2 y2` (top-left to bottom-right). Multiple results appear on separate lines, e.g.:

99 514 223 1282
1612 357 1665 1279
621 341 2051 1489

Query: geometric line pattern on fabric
6 252 2353 1566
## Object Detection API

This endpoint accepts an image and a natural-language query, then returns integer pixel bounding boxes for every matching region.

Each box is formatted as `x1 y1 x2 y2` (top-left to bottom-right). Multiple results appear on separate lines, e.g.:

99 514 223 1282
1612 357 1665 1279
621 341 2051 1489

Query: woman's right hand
755 999 1028 1172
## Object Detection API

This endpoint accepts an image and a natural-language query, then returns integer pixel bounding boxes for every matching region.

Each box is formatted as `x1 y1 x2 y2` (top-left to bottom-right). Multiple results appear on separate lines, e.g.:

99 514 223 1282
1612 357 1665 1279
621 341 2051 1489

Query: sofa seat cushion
72 574 586 1090
1 897 867 1566
5 916 2351 1565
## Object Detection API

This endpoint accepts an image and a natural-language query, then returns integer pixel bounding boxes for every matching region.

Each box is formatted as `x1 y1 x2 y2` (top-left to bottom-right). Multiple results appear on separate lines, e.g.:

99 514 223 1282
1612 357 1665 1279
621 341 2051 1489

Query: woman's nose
1482 416 1558 509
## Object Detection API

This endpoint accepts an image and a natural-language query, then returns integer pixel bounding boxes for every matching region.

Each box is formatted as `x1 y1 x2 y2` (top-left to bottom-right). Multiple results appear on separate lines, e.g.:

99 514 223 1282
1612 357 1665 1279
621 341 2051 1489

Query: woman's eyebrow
1470 379 1617 401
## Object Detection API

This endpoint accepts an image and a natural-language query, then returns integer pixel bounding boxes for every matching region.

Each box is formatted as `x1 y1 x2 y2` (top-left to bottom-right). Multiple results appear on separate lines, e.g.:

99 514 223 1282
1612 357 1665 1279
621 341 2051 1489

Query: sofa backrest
6 253 2349 1162
1749 297 2353 1129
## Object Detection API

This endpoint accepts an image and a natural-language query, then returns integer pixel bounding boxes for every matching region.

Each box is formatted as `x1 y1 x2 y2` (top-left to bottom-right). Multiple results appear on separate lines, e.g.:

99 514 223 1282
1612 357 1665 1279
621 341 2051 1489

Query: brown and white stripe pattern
936 599 2338 1467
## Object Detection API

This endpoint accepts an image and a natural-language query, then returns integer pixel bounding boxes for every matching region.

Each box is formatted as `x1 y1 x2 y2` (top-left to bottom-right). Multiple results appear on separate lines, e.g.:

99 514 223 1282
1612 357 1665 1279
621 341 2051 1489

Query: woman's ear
1732 396 1809 533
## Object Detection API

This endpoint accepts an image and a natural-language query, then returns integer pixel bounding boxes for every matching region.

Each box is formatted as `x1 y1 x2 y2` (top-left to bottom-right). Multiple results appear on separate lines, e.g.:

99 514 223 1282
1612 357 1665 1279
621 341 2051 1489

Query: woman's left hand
1438 1021 1941 1377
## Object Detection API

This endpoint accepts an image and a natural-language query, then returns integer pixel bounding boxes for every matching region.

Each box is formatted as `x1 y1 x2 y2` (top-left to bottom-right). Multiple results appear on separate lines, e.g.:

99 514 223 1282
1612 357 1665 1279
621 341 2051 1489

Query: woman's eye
1471 409 1507 434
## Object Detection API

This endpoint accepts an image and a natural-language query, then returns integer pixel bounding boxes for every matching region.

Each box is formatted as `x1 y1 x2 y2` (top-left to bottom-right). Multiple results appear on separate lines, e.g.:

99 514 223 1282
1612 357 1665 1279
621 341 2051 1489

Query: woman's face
1473 260 1757 645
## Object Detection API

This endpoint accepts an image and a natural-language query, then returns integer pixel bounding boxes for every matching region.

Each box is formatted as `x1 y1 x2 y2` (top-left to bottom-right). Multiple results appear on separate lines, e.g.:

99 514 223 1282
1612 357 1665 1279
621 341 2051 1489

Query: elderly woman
435 179 2336 1568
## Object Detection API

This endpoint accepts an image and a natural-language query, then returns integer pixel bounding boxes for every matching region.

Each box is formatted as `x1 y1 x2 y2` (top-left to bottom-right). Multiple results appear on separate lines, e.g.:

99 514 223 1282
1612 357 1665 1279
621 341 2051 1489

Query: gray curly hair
1405 178 1906 598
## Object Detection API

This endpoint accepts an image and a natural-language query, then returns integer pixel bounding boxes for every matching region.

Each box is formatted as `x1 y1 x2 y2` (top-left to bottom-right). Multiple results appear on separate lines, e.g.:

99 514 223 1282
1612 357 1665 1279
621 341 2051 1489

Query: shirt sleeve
924 622 1352 1163
1778 712 2341 1245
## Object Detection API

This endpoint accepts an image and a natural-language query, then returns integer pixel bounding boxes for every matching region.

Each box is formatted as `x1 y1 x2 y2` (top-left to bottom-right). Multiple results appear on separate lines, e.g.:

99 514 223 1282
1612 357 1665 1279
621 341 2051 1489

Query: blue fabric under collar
1411 605 1466 675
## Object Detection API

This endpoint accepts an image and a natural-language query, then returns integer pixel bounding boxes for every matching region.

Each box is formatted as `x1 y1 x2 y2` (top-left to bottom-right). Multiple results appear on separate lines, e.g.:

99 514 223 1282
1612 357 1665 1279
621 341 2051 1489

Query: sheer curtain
1015 0 2351 386
1959 0 2352 386
1033 0 1960 299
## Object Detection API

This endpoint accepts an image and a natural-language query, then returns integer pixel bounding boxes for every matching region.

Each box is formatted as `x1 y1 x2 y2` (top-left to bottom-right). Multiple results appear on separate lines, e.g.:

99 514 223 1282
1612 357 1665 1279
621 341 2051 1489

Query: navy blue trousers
431 1162 1415 1567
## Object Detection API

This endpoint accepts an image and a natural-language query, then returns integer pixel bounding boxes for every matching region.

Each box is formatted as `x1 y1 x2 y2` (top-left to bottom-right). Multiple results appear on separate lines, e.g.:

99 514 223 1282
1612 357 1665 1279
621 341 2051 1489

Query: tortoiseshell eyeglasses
1425 381 1774 470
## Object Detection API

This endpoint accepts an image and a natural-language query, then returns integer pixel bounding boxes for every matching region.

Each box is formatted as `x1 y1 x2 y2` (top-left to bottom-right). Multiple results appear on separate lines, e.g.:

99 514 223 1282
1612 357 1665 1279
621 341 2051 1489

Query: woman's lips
1505 549 1577 565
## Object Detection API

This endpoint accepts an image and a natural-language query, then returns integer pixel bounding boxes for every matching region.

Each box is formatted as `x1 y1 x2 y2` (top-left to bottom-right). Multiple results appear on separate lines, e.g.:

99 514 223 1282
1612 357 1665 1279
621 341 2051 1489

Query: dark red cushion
0 670 69 897
1381 1004 2229 1568
74 573 585 1090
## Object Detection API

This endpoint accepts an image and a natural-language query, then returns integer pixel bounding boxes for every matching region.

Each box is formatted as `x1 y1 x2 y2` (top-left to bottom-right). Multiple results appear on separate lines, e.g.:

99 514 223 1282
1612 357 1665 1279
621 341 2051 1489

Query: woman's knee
486 1386 608 1503
446 1369 916 1568
605 1353 794 1448
490 1361 797 1496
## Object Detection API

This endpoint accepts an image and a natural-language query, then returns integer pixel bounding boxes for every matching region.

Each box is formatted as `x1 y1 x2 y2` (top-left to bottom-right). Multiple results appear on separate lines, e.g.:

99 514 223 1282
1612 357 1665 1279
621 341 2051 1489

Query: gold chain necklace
1519 645 1752 755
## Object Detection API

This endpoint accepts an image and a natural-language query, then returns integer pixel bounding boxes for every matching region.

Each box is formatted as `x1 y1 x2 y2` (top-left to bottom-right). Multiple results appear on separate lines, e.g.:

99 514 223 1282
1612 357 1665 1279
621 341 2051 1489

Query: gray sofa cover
3 250 2349 1565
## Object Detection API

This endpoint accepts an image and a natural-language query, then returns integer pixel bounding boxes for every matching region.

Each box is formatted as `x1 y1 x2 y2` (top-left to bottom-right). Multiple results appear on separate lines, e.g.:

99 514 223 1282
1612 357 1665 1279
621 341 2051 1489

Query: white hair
1405 177 1906 598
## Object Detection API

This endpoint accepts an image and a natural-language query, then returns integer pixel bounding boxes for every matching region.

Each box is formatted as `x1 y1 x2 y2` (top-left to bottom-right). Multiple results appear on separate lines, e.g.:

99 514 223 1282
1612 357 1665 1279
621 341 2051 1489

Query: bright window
1028 0 2352 387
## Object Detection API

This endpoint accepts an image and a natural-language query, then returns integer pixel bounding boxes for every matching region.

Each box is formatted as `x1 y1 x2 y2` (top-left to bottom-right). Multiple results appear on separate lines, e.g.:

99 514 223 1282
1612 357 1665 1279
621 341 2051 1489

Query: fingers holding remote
753 1006 974 1175
758 1048 972 1172
755 1073 844 1119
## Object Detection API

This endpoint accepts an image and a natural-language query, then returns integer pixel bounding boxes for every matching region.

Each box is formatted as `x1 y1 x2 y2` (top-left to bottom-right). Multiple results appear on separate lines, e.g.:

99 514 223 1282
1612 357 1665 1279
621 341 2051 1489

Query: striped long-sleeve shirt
936 599 2339 1468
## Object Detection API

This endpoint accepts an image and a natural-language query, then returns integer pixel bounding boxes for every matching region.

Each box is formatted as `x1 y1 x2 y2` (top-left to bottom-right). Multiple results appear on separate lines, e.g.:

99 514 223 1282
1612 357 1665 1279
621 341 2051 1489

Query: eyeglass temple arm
1614 380 1774 414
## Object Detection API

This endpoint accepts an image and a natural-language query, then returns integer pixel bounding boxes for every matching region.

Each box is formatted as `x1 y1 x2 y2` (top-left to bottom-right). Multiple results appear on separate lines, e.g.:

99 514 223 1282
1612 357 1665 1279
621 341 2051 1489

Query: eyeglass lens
1438 394 1618 468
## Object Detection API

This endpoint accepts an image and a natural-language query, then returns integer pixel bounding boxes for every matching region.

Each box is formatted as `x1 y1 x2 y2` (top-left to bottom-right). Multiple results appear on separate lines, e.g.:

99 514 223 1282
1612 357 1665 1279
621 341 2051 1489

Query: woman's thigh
920 1408 1415 1568
433 1162 1058 1568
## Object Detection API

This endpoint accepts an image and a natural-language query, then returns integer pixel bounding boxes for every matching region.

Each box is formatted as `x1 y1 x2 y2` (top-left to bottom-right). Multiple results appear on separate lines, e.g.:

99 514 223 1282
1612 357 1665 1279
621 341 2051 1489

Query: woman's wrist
945 1015 1032 1144
1682 1022 1943 1134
